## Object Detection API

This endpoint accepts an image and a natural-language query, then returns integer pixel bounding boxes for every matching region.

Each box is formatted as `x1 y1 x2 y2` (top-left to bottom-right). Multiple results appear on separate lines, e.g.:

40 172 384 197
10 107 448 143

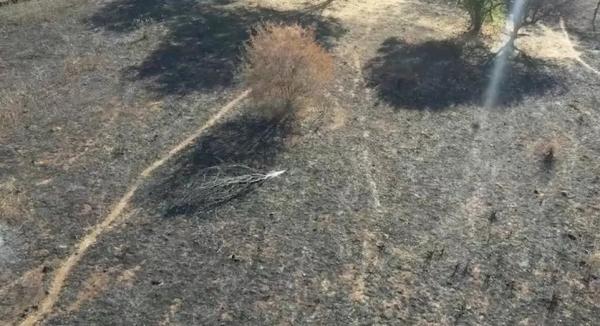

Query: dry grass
66 269 112 313
0 0 78 24
588 252 600 271
0 265 45 325
0 96 22 140
517 24 581 61
0 86 31 139
63 55 104 81
0 177 25 224
242 23 334 118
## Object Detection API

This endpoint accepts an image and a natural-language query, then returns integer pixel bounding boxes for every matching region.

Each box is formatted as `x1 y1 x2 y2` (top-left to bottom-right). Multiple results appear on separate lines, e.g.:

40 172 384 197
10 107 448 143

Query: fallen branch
171 165 286 213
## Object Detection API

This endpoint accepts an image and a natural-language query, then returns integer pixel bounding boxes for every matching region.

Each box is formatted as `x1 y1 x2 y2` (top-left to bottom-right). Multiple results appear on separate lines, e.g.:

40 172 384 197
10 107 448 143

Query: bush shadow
89 0 345 95
137 113 290 218
364 37 565 110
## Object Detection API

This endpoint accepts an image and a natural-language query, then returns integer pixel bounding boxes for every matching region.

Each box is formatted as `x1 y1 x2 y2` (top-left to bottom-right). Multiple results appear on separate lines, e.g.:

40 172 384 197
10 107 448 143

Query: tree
459 0 504 34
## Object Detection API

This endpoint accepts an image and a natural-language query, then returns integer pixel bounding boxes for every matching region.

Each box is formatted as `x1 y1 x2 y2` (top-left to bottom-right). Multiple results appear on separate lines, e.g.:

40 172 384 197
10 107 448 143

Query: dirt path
18 90 250 326
346 4 383 213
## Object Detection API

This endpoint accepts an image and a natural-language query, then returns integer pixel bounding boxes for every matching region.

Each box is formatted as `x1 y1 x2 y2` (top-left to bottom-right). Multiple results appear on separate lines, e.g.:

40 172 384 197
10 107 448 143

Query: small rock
589 279 600 293
383 308 394 319
80 203 93 215
34 249 50 258
220 312 233 322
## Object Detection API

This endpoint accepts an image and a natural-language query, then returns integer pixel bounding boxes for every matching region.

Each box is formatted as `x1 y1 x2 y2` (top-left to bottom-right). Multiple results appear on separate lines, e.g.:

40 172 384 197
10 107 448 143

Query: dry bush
242 23 334 118
534 138 562 170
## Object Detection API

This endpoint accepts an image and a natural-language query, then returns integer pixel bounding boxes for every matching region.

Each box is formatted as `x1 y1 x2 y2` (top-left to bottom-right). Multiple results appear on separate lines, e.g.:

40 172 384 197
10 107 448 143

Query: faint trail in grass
336 0 394 305
343 0 386 211
18 90 250 326
362 149 382 211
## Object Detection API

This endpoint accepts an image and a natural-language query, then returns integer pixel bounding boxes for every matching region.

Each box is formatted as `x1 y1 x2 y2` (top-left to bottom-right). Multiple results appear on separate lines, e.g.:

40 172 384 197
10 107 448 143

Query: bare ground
1 0 600 325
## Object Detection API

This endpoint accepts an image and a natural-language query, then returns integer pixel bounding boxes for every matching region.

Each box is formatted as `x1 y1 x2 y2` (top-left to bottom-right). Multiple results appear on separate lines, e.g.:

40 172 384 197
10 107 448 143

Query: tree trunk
469 10 485 35
472 18 484 34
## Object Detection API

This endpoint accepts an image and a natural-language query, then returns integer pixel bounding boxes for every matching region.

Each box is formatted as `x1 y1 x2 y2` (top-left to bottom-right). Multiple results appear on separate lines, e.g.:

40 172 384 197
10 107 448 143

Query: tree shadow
88 0 345 95
364 37 565 110
136 113 290 218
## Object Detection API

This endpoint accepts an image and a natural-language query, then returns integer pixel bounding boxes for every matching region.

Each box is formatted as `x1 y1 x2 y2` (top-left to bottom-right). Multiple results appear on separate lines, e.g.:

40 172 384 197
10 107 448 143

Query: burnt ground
1 0 600 325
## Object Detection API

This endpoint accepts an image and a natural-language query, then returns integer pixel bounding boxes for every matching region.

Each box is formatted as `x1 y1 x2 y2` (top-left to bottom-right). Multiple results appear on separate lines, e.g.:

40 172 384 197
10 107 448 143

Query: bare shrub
242 23 334 118
534 138 562 171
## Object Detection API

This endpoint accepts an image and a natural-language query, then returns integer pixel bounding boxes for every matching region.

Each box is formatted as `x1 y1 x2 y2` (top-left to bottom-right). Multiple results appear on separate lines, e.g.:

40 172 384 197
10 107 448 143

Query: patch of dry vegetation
0 92 24 140
0 178 25 222
0 0 79 24
242 23 334 118
63 55 105 81
0 265 45 325
0 178 25 224
517 24 582 61
66 269 113 313
0 83 35 141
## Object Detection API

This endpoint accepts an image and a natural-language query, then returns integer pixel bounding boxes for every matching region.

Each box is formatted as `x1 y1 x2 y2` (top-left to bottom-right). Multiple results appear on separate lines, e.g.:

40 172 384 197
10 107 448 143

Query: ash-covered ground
1 0 599 325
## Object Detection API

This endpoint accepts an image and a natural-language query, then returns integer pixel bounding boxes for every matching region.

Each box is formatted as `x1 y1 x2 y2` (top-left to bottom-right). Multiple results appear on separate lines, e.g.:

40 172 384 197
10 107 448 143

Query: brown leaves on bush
242 23 334 118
